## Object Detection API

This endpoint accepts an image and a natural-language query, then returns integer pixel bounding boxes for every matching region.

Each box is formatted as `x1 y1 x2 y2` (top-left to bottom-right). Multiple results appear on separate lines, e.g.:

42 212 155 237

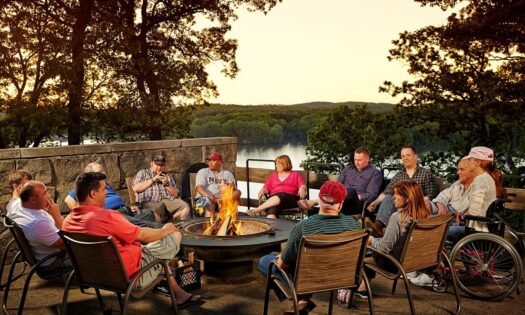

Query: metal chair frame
263 229 373 315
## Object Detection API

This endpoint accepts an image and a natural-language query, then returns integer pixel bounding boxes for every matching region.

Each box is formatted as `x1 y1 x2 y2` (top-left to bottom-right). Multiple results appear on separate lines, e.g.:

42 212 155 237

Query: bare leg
250 196 281 213
266 214 277 219
205 204 216 217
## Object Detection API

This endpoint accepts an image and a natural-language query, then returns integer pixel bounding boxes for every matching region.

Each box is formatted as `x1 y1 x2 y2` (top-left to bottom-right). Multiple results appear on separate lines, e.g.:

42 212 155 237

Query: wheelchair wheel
450 233 523 300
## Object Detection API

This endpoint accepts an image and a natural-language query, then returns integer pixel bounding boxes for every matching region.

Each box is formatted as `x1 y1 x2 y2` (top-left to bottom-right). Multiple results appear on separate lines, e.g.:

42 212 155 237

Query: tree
305 105 407 169
0 1 68 147
381 0 525 173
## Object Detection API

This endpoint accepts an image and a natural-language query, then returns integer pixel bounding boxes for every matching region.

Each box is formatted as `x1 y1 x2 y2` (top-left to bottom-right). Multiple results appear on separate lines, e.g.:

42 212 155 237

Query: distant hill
206 101 395 113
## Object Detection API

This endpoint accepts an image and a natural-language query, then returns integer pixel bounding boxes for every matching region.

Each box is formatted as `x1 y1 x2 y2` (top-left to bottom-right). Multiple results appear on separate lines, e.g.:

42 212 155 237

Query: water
235 143 322 208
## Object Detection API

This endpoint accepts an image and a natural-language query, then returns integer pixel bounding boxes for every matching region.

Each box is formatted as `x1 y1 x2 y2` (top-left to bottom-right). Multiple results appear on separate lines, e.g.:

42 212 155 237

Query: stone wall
0 137 237 212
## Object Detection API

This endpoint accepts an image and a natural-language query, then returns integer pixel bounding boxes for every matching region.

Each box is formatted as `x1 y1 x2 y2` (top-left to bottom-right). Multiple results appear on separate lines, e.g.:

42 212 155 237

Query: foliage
304 105 407 170
380 0 525 175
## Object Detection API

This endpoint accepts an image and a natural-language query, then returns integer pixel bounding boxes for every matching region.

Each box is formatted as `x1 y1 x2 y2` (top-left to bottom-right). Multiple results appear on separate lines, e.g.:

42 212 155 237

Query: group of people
259 145 503 313
3 152 240 308
3 145 504 313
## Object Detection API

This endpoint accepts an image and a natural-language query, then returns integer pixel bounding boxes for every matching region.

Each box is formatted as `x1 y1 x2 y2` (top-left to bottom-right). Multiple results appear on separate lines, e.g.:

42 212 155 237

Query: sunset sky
207 0 453 105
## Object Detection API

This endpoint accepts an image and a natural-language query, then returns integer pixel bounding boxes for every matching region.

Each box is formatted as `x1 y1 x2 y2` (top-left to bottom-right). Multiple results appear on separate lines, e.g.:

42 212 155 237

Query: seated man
298 147 382 216
65 162 161 228
6 169 32 217
366 145 437 234
10 180 71 273
259 181 361 312
430 159 473 216
132 154 190 222
195 152 241 217
62 172 201 307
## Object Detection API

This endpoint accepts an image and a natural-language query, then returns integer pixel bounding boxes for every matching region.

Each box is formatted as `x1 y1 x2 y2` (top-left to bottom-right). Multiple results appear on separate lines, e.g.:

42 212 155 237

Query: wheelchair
432 200 524 301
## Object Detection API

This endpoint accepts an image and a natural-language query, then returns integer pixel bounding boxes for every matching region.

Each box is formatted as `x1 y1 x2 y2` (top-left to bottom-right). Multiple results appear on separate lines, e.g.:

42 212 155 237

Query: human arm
64 195 77 211
43 197 63 229
367 193 386 212
135 223 180 244
132 170 165 194
163 175 179 198
370 213 401 253
362 168 383 202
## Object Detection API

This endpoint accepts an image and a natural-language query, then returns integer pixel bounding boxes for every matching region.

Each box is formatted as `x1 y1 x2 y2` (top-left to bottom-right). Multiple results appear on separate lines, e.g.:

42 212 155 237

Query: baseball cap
153 154 166 165
461 146 494 161
206 152 223 161
318 181 347 205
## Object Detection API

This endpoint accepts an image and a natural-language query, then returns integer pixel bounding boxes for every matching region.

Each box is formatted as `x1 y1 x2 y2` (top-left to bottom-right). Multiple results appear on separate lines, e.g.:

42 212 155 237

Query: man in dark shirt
337 147 382 215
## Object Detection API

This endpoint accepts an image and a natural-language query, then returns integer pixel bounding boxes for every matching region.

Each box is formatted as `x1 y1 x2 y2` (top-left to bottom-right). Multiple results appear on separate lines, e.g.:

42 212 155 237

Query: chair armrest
267 259 295 299
364 246 404 278
463 215 497 224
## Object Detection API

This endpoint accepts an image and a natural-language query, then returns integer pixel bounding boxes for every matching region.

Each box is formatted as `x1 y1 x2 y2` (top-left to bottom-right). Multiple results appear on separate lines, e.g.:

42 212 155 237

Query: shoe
364 217 374 230
283 299 316 315
409 273 433 287
177 293 203 309
406 271 418 280
353 289 368 299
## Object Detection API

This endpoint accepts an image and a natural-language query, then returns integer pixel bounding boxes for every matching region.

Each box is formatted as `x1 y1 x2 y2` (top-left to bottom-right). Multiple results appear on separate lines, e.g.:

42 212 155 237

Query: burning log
216 215 231 236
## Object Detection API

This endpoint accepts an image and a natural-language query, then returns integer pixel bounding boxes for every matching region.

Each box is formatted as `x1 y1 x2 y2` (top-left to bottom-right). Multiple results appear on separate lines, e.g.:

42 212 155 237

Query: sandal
177 293 202 309
246 208 265 217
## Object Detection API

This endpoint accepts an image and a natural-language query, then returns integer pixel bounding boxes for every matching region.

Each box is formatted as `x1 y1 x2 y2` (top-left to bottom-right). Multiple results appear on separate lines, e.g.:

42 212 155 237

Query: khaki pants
142 199 190 222
135 233 180 290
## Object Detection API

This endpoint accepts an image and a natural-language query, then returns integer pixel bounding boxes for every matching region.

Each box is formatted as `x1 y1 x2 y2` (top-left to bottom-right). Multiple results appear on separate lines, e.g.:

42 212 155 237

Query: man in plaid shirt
132 154 190 222
366 145 437 234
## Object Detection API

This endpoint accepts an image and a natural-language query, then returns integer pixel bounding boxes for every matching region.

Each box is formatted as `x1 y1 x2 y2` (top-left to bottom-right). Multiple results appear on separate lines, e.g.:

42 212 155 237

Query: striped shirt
384 165 437 199
281 214 361 268
133 168 177 203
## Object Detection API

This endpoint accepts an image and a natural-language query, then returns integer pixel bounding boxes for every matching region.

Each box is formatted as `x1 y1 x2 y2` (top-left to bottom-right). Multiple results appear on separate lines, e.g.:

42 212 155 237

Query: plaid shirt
133 168 177 203
384 165 437 199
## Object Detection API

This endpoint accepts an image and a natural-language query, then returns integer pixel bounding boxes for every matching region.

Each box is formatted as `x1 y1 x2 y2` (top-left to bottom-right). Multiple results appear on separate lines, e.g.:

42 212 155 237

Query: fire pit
176 182 295 278
177 216 295 278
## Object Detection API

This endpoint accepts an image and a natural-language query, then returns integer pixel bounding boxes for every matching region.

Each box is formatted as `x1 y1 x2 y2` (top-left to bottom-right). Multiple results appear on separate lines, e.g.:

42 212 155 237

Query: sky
206 0 453 105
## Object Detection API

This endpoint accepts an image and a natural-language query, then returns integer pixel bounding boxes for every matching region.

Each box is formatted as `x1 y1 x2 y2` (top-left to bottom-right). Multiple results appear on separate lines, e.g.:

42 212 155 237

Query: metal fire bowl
176 217 296 278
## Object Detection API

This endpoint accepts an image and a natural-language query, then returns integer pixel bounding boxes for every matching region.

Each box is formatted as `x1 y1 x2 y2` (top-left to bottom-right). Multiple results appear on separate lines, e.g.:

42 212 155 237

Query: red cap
206 152 223 161
319 181 347 205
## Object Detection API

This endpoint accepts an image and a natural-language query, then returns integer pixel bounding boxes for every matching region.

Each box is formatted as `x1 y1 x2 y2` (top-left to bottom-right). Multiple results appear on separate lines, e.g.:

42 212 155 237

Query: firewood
217 215 231 236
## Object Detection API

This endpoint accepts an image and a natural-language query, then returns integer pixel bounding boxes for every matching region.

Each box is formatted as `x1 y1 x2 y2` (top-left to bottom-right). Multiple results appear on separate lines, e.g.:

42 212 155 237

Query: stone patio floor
1 261 524 315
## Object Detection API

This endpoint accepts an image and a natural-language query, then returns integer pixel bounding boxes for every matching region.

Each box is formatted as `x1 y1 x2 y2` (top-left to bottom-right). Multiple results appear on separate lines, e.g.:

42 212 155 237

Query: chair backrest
399 214 453 272
59 231 130 292
125 177 137 205
3 215 39 267
180 163 208 205
293 229 370 295
504 188 525 212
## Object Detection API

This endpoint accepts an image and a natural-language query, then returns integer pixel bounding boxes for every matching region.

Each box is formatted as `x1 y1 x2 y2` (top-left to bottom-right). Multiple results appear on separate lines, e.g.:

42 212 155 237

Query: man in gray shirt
195 152 241 217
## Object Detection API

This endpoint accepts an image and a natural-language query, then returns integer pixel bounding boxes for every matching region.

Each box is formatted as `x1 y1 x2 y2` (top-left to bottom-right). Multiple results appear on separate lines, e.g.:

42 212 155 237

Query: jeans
376 194 396 226
259 254 291 301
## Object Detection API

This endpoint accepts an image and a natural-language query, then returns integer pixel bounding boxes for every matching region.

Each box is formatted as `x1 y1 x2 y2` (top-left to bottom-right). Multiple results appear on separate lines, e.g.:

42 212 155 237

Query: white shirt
12 206 61 266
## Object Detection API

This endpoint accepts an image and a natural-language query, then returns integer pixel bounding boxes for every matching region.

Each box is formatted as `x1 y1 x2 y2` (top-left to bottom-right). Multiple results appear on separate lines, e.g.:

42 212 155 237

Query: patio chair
263 229 373 315
364 214 461 315
58 231 177 315
0 213 24 291
180 163 208 218
1 214 72 315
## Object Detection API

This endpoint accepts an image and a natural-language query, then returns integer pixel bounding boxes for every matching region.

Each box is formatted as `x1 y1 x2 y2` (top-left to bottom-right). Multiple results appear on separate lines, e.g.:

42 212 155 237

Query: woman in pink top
247 155 307 219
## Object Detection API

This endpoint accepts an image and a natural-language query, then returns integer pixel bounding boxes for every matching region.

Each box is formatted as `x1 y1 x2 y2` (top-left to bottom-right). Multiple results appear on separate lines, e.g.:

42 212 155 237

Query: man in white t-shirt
11 180 72 273
195 152 241 217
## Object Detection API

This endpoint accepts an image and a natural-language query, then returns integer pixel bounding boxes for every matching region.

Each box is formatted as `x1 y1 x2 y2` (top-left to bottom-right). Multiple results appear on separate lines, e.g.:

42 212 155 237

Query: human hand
298 186 307 199
44 197 59 214
162 223 179 233
130 205 140 213
437 203 448 216
367 202 378 212
152 173 164 184
160 176 169 187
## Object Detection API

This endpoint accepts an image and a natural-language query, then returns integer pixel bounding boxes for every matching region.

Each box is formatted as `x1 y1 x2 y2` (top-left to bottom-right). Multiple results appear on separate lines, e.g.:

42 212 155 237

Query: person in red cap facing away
258 181 360 313
195 152 241 217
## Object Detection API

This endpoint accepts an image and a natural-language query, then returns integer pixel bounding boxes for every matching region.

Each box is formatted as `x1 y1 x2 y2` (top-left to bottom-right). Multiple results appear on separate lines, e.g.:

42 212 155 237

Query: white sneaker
405 271 418 280
409 273 433 287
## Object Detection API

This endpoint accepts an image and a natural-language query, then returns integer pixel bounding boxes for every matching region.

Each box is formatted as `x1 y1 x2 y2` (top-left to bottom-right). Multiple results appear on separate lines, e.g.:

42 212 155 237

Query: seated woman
247 155 307 219
339 181 431 302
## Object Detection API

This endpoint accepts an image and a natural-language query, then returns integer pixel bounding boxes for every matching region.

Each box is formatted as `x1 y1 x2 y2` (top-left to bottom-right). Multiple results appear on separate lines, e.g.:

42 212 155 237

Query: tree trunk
67 0 94 145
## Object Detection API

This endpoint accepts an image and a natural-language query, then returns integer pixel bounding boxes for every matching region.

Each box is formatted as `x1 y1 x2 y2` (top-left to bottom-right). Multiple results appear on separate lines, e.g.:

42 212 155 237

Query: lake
235 143 322 207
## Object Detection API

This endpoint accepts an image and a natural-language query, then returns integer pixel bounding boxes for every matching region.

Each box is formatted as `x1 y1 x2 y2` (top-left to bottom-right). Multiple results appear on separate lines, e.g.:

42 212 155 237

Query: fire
203 184 242 236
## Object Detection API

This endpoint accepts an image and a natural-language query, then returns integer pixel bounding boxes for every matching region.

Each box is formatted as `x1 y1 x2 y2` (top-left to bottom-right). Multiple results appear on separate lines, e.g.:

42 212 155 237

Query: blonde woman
247 155 307 219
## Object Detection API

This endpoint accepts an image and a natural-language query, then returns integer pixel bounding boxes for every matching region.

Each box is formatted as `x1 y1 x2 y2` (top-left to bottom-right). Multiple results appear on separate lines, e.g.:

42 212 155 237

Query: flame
203 183 242 236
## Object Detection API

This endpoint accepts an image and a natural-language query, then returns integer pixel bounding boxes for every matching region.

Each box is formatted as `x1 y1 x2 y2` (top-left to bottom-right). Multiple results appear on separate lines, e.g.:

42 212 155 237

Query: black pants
340 187 363 216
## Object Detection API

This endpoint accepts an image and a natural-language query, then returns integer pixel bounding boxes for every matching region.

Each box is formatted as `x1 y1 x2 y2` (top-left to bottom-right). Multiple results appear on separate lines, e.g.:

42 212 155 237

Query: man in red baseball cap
259 181 361 313
195 152 241 217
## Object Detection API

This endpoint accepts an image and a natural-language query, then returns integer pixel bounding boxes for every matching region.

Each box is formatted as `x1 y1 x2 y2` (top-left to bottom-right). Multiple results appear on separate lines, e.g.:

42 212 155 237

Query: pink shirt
263 171 305 195
62 205 141 278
